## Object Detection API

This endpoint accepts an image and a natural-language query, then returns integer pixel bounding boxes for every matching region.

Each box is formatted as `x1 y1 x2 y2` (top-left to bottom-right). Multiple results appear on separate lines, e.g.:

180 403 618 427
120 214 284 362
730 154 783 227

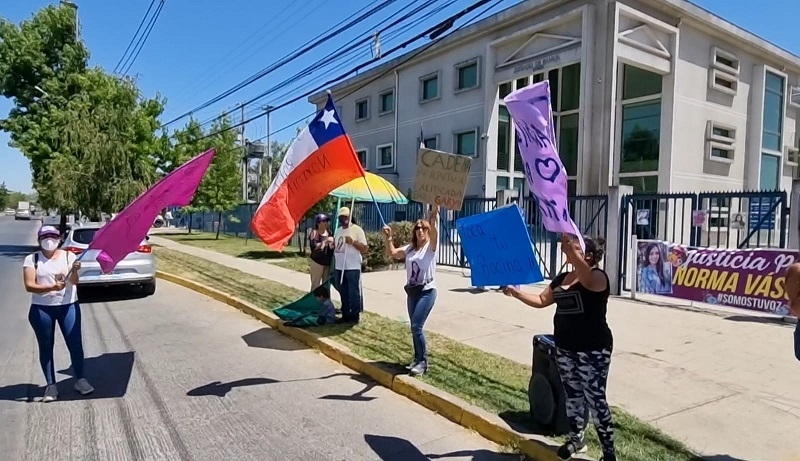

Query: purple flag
503 81 584 250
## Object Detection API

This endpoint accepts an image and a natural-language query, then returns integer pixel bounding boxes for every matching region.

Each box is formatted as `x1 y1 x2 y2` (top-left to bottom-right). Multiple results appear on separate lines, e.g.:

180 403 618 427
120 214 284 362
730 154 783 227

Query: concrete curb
157 270 574 461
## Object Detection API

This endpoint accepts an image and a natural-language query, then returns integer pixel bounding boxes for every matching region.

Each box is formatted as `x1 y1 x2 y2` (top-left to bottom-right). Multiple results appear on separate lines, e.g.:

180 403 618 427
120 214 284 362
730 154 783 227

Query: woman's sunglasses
414 226 428 231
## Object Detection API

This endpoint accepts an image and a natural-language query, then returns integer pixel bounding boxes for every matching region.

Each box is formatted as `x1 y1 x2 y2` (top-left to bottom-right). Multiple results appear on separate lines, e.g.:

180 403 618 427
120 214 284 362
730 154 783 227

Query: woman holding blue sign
503 234 616 461
382 206 439 377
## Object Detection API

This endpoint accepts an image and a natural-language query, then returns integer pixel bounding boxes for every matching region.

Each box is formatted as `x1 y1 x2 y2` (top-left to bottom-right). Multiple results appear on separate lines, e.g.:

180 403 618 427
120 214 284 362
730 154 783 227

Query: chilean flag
251 94 365 250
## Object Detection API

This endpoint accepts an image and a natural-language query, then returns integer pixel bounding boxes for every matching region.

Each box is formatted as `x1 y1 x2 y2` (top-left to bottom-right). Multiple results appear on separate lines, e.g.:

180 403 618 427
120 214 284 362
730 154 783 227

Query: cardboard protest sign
456 204 544 287
412 148 471 210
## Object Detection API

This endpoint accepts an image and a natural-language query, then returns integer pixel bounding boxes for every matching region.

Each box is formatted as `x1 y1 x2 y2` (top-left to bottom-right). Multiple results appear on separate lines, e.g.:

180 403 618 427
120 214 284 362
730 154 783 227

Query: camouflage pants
555 347 615 456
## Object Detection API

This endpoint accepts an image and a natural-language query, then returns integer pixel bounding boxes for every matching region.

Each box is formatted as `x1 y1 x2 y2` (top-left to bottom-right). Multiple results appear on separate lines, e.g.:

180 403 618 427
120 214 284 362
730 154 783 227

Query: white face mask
40 238 59 251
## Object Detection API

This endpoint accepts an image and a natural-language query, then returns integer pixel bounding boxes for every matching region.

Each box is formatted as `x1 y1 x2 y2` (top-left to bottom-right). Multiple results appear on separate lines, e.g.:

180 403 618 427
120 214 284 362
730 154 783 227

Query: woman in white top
23 225 94 402
382 206 439 376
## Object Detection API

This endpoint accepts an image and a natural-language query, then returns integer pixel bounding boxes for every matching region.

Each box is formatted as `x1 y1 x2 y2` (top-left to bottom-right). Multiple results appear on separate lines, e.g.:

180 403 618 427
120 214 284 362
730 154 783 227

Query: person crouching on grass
503 234 616 461
382 206 439 376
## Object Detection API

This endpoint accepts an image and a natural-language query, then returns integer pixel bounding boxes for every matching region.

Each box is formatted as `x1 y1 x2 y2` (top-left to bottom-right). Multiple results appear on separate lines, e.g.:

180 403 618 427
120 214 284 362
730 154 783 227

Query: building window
618 64 662 191
455 59 480 91
496 176 509 191
454 129 478 157
379 89 394 114
711 47 740 76
355 149 368 169
496 105 511 171
422 136 438 150
760 153 780 190
622 65 662 100
376 143 394 169
420 73 440 102
762 71 785 152
499 82 512 99
512 177 525 193
709 69 738 96
355 98 369 121
619 175 658 193
705 121 736 164
497 62 583 182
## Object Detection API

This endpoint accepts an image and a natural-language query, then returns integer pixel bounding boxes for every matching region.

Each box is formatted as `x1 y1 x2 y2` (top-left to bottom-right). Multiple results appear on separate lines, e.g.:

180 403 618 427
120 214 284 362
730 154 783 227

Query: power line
112 0 157 74
118 0 166 76
163 0 399 127
167 0 322 107
233 0 463 126
196 0 447 130
183 0 502 147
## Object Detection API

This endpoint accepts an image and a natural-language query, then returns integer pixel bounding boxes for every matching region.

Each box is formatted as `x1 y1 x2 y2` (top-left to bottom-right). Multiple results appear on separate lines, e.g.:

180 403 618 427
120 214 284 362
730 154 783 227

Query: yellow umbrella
329 172 408 204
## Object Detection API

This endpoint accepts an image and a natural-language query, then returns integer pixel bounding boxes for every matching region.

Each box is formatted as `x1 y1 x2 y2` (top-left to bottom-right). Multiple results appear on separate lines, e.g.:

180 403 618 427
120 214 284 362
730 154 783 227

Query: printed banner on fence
636 239 800 315
412 148 471 210
503 80 583 250
456 204 544 287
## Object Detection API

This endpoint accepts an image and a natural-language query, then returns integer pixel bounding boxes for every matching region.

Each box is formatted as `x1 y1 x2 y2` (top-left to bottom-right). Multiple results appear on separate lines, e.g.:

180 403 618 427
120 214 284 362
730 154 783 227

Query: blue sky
0 0 797 194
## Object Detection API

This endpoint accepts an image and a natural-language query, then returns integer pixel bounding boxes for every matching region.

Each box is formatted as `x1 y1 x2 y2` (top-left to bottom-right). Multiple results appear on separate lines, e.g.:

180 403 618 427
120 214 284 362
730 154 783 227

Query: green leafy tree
0 5 164 226
192 116 242 239
0 183 8 209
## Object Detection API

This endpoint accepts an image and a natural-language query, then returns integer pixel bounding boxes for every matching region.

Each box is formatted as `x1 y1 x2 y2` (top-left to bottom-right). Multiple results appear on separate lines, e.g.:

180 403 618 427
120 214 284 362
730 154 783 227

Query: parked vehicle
61 222 156 295
4 208 14 216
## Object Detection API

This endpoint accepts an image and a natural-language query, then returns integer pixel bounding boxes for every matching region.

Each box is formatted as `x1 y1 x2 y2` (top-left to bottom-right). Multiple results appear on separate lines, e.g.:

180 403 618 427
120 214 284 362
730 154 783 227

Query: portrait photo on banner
636 240 675 295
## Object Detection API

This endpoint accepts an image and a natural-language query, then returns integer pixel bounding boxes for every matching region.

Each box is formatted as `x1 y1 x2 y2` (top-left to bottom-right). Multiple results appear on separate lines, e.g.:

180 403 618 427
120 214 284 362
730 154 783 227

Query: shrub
362 220 414 272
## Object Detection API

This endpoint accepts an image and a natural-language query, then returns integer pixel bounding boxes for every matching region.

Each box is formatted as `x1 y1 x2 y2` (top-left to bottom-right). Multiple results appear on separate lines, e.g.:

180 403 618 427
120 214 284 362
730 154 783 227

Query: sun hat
38 225 60 239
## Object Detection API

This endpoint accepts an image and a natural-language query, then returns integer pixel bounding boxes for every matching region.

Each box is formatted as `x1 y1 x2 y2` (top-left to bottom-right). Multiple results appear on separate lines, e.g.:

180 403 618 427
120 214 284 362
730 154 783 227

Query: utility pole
240 103 248 202
262 105 274 199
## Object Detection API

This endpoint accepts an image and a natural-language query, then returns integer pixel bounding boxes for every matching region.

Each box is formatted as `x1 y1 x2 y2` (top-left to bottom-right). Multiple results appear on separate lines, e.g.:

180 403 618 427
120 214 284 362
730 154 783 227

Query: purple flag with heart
503 81 584 250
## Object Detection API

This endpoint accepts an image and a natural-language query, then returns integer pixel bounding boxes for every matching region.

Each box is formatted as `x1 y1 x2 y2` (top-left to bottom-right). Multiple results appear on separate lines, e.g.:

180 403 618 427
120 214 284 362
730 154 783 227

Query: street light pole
261 105 274 199
59 0 79 37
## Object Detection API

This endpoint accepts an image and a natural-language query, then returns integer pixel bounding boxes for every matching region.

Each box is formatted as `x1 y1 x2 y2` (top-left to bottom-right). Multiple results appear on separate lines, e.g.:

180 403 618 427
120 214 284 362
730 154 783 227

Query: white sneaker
74 378 94 395
42 384 58 403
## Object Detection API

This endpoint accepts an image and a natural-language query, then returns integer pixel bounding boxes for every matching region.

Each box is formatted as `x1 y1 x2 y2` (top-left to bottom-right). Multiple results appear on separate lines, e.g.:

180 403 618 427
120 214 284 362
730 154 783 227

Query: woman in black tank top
503 234 616 461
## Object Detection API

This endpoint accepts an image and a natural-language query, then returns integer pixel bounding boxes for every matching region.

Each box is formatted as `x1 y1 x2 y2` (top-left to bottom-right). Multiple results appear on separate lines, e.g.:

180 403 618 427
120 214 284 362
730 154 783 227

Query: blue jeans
794 322 800 361
335 269 362 322
29 303 85 385
407 288 437 363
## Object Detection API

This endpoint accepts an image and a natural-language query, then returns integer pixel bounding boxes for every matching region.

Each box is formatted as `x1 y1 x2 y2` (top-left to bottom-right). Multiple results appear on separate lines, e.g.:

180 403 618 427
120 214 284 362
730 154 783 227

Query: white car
14 209 31 220
61 222 157 295
4 208 14 216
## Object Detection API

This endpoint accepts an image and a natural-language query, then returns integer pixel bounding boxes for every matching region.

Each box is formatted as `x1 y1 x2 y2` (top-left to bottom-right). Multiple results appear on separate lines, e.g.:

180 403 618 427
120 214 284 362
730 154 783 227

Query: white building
310 0 800 200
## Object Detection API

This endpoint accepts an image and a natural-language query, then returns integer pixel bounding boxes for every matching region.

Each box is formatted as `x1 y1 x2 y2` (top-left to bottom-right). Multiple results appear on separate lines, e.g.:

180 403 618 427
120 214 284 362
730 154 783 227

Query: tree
178 115 241 239
0 5 164 226
0 183 8 209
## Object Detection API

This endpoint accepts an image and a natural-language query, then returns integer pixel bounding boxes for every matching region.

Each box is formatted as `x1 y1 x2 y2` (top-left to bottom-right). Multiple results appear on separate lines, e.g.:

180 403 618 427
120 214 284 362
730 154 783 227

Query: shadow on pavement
449 288 491 294
238 250 304 260
0 244 37 263
186 372 363 398
722 314 791 326
497 410 560 438
78 286 150 303
0 351 134 402
187 378 279 397
319 374 377 402
364 434 523 460
242 328 309 351
702 456 749 461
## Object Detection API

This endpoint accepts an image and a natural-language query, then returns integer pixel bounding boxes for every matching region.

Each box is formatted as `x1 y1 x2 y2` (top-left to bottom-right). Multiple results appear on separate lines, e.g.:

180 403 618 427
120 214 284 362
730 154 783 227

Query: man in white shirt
333 206 368 323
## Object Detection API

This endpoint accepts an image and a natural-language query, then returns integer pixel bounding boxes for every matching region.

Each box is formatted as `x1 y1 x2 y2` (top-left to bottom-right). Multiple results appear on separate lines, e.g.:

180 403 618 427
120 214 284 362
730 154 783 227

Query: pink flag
89 148 216 273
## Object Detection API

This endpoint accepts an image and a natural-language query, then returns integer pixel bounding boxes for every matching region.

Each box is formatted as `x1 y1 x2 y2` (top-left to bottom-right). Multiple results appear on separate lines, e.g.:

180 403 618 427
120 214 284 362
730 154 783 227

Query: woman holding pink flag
22 225 94 402
503 234 616 461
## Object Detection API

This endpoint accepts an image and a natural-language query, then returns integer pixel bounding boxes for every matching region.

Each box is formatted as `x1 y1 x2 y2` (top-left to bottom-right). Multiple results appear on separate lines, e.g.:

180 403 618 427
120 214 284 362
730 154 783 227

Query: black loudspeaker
528 334 571 435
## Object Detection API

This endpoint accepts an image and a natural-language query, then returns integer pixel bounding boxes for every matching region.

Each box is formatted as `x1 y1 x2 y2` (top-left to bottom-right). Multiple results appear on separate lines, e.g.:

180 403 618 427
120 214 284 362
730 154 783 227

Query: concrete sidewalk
152 236 800 460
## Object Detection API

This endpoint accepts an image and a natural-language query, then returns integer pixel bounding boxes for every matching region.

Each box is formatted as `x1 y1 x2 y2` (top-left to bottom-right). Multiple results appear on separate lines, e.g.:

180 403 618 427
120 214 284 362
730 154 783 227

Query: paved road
0 217 519 461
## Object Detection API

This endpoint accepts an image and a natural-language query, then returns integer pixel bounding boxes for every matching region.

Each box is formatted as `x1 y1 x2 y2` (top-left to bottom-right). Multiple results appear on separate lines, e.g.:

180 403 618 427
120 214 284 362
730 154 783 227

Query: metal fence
616 189 790 292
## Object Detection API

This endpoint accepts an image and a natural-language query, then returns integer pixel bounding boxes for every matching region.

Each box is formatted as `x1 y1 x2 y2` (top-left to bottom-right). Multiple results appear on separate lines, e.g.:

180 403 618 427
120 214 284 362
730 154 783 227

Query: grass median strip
156 246 700 461
163 233 310 273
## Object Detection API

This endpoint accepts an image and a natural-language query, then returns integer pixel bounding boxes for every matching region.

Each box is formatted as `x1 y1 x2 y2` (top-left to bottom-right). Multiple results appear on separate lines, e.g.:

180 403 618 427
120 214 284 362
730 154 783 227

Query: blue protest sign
456 204 544 287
